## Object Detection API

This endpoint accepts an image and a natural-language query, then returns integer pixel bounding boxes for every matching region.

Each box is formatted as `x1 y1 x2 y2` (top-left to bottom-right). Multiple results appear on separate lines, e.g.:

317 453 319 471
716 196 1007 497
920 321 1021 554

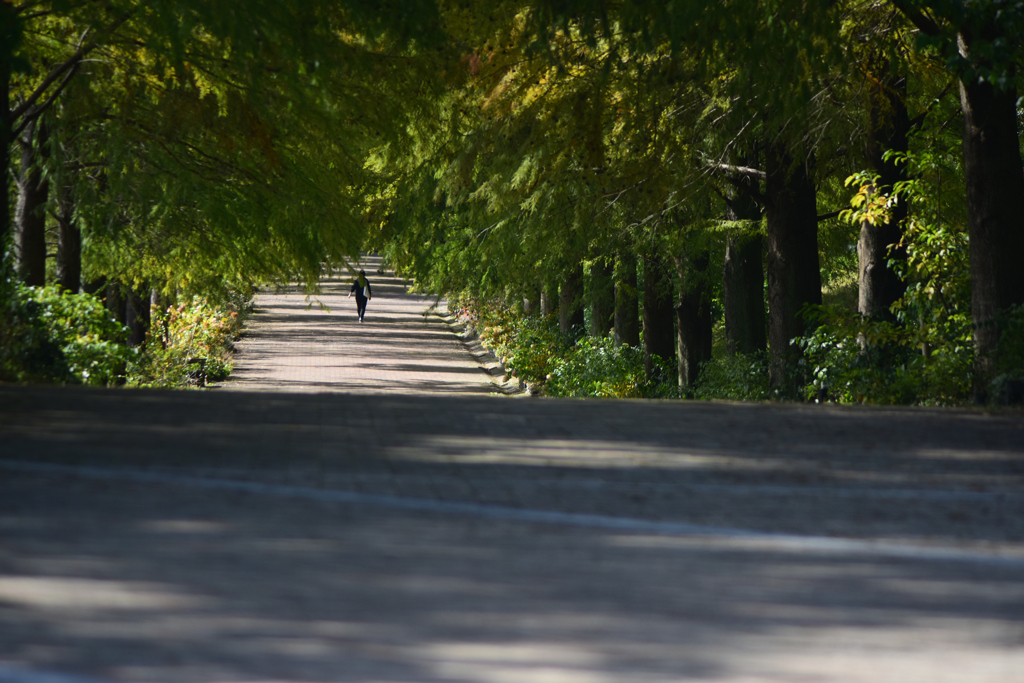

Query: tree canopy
3 0 1023 402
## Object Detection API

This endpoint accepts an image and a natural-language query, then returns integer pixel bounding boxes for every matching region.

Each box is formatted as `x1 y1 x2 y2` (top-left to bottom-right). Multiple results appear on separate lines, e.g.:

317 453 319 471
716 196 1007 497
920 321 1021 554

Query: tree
890 0 1024 395
4 0 446 297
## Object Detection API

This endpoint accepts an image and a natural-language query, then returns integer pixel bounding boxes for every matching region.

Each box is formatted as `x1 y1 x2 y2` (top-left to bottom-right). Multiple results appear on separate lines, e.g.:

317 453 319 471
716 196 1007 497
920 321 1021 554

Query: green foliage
463 300 568 385
460 297 675 398
548 336 663 398
7 0 451 306
129 296 247 388
693 351 771 402
0 277 132 386
991 304 1024 400
797 139 973 406
793 307 970 405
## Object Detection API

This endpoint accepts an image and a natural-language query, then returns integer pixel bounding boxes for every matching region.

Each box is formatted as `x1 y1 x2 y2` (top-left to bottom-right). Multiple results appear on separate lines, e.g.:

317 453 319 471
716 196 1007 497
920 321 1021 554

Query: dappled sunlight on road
223 255 500 395
1 475 1023 683
2 379 1024 681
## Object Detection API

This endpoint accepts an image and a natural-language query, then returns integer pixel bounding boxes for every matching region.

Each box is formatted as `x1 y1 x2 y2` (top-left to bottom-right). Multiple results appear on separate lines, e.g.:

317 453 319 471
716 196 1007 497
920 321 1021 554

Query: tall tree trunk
723 174 766 355
559 261 585 335
126 285 150 347
675 249 713 389
765 141 822 393
614 252 640 347
150 288 169 348
957 35 1024 397
0 3 13 258
14 118 49 286
642 252 676 377
858 69 909 320
590 259 614 337
540 278 558 317
56 181 81 292
106 281 126 327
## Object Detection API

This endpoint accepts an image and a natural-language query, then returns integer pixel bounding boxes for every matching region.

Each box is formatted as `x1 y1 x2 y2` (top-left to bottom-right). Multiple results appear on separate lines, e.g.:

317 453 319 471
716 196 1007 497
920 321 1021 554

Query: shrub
694 351 771 401
0 278 132 386
547 337 648 398
794 305 971 405
456 297 677 398
129 297 245 388
803 144 974 406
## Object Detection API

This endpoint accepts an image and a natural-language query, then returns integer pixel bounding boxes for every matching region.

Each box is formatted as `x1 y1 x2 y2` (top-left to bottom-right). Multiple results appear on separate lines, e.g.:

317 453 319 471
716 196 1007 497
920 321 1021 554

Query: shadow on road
2 384 1024 681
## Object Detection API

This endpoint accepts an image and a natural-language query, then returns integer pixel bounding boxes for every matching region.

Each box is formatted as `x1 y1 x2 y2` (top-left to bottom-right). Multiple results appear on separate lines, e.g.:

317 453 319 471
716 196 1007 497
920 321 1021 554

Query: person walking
348 269 372 322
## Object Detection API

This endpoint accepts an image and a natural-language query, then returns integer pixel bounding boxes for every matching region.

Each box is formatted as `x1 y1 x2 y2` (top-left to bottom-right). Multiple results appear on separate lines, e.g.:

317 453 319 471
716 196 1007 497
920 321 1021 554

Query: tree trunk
559 261 585 335
0 4 13 258
14 118 49 287
858 69 909 320
723 175 766 355
106 281 126 327
642 253 676 377
126 285 150 347
540 278 557 317
522 284 541 316
675 249 714 389
56 181 81 293
151 288 169 348
958 35 1024 397
723 234 766 355
765 141 822 393
590 259 614 337
614 252 640 347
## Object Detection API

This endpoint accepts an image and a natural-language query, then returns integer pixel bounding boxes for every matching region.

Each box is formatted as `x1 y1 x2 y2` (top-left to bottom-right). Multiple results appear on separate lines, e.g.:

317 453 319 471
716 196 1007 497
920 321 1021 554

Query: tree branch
713 162 766 181
888 0 943 37
9 28 92 124
11 60 81 137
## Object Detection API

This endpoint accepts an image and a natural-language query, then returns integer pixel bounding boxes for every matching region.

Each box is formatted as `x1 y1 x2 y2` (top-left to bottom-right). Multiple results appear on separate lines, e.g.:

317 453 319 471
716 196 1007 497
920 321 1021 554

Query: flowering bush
130 297 245 387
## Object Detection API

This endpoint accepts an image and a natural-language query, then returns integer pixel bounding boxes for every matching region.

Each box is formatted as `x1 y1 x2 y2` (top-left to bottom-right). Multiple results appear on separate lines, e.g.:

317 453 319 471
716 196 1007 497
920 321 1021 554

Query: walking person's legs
356 296 367 321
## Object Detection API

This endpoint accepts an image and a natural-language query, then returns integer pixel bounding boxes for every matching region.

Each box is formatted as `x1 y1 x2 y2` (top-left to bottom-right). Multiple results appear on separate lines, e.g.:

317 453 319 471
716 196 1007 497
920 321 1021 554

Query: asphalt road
2 259 1023 683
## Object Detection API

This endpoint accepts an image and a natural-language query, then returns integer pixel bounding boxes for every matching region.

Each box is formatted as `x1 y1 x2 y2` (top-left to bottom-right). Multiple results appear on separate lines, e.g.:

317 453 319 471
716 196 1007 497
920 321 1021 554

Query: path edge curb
426 302 526 396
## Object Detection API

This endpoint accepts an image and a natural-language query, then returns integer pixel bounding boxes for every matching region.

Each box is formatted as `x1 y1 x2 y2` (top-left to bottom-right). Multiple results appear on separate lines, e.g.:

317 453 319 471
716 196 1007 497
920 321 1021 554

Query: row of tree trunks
765 140 822 392
7 110 84 293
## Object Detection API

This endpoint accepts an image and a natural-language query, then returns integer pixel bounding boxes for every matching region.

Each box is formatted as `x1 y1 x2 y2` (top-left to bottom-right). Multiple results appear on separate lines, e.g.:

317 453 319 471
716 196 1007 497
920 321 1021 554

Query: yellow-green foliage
128 297 247 388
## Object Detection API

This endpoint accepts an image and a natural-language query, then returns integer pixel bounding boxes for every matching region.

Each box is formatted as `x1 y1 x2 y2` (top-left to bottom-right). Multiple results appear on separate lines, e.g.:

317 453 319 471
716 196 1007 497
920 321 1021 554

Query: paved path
222 255 500 395
2 262 1024 682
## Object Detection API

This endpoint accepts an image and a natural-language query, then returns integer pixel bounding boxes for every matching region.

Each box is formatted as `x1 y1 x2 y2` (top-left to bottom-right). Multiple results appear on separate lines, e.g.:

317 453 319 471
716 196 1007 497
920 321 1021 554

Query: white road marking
2 458 1022 569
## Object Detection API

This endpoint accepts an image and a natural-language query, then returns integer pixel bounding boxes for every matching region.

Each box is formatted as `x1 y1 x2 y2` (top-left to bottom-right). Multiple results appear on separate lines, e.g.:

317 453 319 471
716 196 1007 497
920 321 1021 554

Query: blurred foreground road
1 257 1023 682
